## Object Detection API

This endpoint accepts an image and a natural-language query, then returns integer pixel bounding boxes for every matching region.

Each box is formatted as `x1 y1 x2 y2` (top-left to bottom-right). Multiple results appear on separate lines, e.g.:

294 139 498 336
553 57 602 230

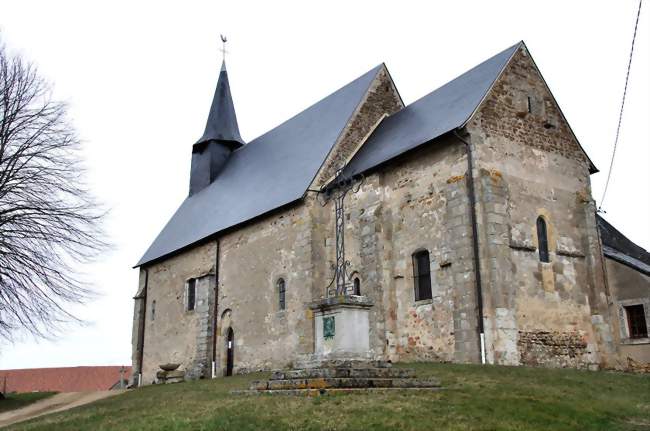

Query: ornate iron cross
323 168 363 297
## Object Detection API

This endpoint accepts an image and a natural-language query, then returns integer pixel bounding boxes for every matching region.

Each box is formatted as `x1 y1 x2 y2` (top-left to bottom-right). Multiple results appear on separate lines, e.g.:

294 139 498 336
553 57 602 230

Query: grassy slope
0 392 56 414
7 363 650 431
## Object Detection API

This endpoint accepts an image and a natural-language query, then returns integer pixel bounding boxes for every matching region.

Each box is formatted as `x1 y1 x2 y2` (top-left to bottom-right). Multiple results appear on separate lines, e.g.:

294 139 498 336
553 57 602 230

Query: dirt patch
0 390 125 427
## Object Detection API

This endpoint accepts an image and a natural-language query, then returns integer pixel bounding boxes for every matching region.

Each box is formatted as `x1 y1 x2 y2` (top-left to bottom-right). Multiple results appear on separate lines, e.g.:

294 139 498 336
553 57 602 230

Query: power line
598 0 643 212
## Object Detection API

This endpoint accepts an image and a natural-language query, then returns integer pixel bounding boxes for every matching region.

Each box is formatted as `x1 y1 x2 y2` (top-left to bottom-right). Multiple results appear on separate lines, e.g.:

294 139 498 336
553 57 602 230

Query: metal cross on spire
220 34 228 62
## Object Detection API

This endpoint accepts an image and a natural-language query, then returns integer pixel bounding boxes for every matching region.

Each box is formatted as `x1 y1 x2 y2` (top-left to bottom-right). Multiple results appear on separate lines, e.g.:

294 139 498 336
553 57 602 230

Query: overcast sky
0 1 648 369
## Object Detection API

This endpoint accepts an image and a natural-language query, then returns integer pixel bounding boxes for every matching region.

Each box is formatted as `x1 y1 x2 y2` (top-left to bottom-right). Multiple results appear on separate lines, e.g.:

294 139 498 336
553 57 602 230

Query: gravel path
0 390 125 428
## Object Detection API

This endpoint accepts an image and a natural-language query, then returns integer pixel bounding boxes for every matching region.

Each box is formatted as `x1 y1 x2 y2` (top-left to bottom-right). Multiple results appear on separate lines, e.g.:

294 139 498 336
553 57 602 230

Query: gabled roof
340 42 521 178
598 215 650 276
0 366 131 393
341 41 597 179
137 64 383 266
196 61 244 146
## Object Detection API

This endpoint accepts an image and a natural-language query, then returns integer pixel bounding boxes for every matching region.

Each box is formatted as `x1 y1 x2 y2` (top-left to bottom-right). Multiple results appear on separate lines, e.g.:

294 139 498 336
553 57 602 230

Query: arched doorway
226 327 234 376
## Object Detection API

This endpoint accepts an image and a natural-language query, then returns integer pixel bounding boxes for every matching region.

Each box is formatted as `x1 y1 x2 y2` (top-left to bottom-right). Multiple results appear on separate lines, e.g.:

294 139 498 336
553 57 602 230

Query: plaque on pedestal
309 295 374 361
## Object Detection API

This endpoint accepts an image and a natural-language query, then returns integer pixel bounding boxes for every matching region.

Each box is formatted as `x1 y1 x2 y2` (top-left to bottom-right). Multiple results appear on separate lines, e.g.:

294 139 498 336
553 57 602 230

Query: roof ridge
341 41 523 178
238 64 384 152
460 41 524 128
307 64 386 189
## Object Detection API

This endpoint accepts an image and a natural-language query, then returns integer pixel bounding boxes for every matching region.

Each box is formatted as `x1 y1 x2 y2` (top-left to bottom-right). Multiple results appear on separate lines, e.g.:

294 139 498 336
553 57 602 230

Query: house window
187 278 196 311
536 216 550 263
413 250 432 301
625 304 648 339
277 278 286 311
151 300 156 321
353 277 361 296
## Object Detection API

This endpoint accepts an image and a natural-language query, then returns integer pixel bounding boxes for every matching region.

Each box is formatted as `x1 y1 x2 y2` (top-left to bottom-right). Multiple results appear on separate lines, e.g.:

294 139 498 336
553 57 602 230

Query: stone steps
270 367 416 380
293 358 393 370
251 376 440 391
241 360 441 395
233 387 443 396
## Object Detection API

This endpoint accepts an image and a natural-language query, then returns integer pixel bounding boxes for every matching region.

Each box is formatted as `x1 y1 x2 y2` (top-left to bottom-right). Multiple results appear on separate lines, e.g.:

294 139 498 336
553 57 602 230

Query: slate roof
137 64 383 266
341 42 521 178
0 366 131 393
137 41 599 267
598 215 650 276
341 41 596 179
196 61 245 146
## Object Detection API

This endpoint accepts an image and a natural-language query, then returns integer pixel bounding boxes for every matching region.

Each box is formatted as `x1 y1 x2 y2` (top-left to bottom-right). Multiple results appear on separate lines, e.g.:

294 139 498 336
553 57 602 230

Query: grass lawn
0 392 56 414
6 363 650 431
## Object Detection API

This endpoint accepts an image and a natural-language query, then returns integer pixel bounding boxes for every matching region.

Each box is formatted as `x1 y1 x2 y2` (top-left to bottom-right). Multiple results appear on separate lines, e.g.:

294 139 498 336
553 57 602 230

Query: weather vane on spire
220 35 228 62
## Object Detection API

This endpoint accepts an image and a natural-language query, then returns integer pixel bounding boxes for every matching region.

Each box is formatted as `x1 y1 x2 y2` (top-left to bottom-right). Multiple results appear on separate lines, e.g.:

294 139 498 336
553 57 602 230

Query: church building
131 41 650 385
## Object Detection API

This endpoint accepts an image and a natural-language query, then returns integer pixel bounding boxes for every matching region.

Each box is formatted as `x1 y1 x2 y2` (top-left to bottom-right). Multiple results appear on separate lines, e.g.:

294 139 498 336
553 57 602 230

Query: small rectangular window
277 279 286 311
187 279 196 311
625 304 648 339
413 250 432 301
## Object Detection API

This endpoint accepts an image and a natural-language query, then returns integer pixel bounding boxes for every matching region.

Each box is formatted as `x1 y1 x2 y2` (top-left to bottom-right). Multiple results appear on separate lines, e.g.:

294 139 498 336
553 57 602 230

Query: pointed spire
196 59 245 147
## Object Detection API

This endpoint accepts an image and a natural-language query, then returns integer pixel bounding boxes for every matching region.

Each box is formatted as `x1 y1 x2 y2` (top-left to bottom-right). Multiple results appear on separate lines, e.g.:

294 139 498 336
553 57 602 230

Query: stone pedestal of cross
310 169 375 363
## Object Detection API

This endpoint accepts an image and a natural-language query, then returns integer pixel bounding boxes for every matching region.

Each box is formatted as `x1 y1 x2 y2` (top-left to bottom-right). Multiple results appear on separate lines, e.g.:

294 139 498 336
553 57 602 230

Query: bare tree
0 39 106 340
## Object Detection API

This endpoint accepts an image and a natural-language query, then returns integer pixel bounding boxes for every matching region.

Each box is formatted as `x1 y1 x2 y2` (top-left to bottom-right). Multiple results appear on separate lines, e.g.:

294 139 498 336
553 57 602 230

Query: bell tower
189 38 244 196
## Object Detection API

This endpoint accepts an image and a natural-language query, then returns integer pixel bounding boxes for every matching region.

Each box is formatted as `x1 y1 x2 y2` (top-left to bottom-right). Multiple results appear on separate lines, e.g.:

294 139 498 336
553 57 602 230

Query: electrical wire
598 0 643 212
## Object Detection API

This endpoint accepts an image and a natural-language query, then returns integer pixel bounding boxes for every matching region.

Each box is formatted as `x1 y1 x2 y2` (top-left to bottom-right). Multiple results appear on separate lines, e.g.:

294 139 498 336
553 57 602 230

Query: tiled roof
0 366 131 393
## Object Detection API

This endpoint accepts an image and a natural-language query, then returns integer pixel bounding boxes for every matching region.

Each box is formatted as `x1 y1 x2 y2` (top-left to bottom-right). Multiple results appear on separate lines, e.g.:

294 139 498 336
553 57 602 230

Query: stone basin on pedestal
308 295 374 361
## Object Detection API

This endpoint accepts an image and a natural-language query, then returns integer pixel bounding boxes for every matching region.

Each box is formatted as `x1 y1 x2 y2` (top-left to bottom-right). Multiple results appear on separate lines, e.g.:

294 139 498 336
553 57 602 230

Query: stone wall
313 66 403 188
206 103 478 375
465 45 612 368
130 269 147 385
319 135 480 363
215 204 313 375
605 258 650 364
139 241 216 384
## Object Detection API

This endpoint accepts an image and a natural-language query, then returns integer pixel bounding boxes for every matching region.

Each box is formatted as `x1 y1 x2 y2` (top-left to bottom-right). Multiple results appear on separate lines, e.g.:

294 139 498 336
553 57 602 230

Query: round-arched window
536 216 550 263
353 277 361 296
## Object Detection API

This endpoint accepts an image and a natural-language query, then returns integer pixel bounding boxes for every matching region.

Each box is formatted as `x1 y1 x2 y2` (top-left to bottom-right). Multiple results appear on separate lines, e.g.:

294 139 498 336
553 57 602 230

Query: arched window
353 277 361 296
536 216 550 263
277 278 286 310
412 250 432 301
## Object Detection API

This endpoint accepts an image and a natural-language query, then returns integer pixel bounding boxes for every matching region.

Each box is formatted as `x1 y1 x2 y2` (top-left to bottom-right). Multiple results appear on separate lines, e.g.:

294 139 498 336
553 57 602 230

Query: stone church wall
465 46 614 368
215 204 314 375
318 135 482 364
139 242 217 384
